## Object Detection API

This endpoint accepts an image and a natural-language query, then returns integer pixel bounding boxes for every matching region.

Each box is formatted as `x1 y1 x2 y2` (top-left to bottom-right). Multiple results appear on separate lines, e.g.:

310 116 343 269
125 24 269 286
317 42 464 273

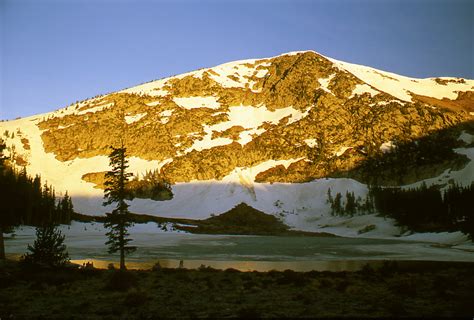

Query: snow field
349 84 380 98
120 78 169 97
184 104 308 153
0 116 163 215
318 73 335 93
327 55 474 102
124 112 147 124
173 96 221 110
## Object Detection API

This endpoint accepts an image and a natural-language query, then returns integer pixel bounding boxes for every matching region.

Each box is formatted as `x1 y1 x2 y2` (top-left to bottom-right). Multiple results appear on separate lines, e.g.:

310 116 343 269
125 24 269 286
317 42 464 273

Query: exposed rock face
31 51 474 185
82 172 107 189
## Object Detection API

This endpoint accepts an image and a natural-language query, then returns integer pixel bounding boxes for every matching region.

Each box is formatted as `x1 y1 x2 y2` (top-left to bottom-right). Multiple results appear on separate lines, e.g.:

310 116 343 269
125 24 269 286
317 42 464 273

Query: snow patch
318 74 335 93
373 99 404 107
380 141 396 153
160 110 173 117
185 105 307 153
254 69 269 78
350 84 379 98
124 113 147 124
458 131 474 145
77 102 114 116
327 56 474 102
120 78 169 97
184 136 233 153
146 101 161 107
304 139 318 148
127 157 161 177
283 51 310 56
334 146 352 157
236 128 267 145
159 109 174 124
58 124 74 130
189 59 271 93
35 97 107 120
206 60 256 88
173 96 220 110
223 158 304 184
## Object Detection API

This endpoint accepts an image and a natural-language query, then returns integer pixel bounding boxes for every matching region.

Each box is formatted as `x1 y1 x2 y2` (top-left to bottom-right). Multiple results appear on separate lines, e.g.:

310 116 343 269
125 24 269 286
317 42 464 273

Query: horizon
1 0 473 120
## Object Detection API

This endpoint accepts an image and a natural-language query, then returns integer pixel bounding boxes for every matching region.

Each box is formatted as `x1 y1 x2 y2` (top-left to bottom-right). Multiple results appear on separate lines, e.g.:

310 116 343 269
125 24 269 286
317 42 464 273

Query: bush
123 289 148 307
21 225 69 267
104 270 138 291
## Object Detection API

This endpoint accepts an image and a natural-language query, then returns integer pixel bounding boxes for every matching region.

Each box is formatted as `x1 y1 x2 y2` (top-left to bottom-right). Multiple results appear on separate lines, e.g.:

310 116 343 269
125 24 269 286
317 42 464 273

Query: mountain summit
1 51 473 237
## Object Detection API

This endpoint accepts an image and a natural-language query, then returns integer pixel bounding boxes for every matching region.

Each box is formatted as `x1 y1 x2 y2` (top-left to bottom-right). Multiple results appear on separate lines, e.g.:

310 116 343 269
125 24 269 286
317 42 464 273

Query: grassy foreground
1 260 473 318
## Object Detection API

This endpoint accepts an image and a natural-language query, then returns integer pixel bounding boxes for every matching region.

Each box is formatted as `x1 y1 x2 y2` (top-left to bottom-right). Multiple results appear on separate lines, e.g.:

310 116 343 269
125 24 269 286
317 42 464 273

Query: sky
1 0 473 120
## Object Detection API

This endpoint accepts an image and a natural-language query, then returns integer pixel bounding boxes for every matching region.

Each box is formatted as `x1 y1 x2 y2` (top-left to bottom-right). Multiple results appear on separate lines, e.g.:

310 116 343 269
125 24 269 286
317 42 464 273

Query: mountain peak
1 51 473 219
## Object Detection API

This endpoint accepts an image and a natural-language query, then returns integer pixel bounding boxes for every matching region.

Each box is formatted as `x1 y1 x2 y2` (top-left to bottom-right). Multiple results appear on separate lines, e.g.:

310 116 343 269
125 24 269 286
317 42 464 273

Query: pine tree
332 193 342 216
0 144 74 260
361 192 374 214
103 145 135 270
345 192 357 216
326 188 334 205
57 191 74 224
22 225 69 267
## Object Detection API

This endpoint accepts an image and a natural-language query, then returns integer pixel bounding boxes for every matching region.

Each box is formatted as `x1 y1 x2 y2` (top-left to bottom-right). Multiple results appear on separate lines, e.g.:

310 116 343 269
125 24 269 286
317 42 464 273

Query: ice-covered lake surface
5 222 474 272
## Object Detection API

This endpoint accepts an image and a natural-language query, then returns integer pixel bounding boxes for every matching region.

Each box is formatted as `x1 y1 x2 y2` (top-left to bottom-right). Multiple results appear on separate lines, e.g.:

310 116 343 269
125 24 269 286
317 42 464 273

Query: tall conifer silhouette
103 144 135 270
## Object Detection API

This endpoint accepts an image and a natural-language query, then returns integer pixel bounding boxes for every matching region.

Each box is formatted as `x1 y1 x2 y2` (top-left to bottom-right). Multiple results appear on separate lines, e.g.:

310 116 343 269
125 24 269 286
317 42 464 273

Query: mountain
1 50 474 239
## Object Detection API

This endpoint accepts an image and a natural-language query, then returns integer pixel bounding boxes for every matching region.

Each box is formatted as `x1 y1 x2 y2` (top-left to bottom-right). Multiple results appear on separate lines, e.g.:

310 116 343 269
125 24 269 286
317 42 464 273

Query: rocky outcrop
36 51 474 185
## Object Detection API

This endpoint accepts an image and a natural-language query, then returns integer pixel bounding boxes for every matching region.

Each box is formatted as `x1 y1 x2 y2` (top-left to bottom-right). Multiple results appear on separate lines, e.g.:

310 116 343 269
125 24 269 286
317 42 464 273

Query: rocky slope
1 50 474 240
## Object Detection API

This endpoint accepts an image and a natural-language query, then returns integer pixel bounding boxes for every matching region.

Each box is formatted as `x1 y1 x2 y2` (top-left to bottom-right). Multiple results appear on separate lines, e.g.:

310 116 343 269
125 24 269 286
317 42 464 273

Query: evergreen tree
57 191 74 224
326 188 334 205
103 145 135 270
0 140 73 259
127 168 173 201
332 193 342 216
367 183 474 239
22 224 69 267
361 192 375 214
345 191 357 216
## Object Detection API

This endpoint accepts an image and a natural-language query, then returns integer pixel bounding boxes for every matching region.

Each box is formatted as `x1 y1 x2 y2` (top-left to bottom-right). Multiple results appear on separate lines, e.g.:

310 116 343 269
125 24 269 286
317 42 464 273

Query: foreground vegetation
1 260 473 318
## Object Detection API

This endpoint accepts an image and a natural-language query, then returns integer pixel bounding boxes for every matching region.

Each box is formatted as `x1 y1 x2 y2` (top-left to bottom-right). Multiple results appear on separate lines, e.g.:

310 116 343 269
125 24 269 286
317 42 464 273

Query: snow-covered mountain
1 50 474 241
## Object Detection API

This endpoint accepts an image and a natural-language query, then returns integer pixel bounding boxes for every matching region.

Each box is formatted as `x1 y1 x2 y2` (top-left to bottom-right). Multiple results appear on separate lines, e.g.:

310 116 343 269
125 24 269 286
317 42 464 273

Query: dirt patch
411 91 474 113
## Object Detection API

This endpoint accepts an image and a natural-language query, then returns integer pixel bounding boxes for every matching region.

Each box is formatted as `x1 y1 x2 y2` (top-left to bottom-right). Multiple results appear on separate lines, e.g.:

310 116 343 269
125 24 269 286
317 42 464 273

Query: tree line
327 189 375 217
327 183 474 239
0 140 74 260
0 167 73 226
0 138 136 270
354 128 466 185
128 169 173 201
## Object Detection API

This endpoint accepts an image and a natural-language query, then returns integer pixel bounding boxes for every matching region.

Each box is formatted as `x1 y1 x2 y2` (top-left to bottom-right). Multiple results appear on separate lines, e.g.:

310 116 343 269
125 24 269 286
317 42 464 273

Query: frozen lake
5 222 474 271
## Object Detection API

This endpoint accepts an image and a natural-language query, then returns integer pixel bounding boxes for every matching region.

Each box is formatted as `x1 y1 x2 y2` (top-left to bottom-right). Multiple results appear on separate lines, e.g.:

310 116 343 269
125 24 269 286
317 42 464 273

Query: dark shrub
105 270 138 291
